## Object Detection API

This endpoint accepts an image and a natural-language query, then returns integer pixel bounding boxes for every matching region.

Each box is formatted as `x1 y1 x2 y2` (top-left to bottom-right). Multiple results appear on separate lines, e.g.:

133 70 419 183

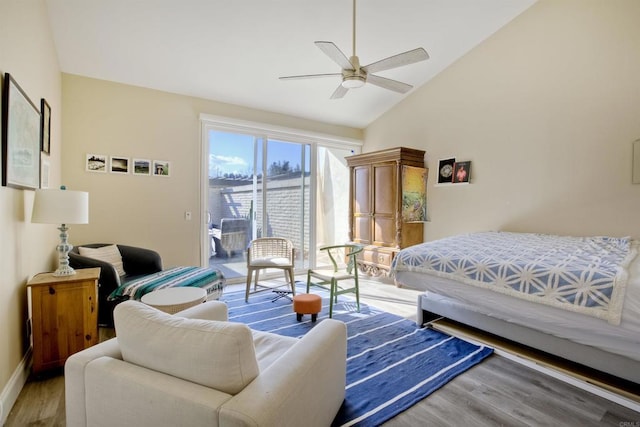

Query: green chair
306 244 363 318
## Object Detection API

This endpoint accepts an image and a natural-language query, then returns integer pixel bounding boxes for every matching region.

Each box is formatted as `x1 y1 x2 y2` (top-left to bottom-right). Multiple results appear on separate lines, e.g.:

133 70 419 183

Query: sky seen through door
209 130 309 178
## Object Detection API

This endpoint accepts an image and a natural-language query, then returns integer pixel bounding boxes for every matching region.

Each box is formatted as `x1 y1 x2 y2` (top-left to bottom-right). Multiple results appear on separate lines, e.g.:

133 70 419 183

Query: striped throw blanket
108 266 225 301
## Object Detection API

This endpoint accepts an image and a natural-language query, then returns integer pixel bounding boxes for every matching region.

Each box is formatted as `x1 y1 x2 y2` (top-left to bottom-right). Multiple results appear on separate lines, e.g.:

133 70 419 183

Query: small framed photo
40 99 51 154
110 156 129 174
453 161 471 183
437 158 455 183
86 153 107 172
153 160 170 177
133 158 151 175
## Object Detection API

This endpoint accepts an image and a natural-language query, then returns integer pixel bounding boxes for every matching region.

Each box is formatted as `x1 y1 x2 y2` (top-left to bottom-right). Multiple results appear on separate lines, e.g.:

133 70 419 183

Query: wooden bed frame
417 293 640 385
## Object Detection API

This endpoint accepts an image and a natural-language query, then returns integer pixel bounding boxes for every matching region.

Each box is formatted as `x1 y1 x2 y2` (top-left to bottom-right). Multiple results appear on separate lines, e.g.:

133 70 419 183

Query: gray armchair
69 244 163 326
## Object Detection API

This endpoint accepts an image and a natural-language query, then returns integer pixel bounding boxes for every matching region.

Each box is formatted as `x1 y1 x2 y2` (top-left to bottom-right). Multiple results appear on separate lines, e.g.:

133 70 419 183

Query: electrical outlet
185 211 192 221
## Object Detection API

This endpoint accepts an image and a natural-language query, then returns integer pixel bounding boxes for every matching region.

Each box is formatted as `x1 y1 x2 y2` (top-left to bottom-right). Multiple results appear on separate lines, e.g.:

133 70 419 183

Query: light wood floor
6 277 640 426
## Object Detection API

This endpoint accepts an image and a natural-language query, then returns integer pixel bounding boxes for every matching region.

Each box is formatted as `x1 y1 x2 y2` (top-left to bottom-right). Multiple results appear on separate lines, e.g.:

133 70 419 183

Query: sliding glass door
206 130 311 281
201 116 361 284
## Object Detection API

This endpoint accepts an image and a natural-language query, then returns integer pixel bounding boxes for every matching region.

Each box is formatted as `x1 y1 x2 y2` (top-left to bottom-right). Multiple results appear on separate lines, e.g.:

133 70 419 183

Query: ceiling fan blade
315 41 354 70
366 74 413 94
330 84 349 99
279 73 342 80
362 47 429 74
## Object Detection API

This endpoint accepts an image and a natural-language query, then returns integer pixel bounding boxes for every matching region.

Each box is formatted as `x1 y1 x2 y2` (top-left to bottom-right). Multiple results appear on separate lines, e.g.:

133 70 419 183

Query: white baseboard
0 349 31 426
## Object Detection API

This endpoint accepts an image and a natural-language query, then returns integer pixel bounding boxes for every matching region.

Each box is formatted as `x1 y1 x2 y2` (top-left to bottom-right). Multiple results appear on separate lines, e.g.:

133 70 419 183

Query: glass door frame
199 114 362 277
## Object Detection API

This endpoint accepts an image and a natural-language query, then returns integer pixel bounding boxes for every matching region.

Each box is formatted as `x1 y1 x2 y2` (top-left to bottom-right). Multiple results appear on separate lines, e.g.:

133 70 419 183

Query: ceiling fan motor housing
342 56 366 88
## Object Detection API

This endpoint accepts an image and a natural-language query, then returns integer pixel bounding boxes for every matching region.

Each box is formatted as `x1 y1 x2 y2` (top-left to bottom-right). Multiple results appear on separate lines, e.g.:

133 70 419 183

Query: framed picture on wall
86 153 107 172
453 161 471 183
153 160 170 177
437 158 455 184
40 98 51 154
1 73 41 190
402 165 427 222
133 158 151 175
110 156 129 174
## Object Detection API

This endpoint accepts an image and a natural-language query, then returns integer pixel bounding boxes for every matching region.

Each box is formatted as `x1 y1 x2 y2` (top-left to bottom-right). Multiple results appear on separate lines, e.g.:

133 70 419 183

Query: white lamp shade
32 189 89 225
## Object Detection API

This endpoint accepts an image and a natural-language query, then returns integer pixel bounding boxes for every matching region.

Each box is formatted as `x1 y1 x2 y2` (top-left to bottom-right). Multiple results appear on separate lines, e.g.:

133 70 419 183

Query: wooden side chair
245 237 296 302
306 244 363 318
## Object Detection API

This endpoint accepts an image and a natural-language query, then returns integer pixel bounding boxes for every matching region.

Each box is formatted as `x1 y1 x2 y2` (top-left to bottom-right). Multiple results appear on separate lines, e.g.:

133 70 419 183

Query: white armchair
65 300 347 427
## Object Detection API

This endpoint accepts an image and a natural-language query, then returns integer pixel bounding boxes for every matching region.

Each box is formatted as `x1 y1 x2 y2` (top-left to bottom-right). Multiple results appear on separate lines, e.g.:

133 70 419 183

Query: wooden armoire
346 147 427 276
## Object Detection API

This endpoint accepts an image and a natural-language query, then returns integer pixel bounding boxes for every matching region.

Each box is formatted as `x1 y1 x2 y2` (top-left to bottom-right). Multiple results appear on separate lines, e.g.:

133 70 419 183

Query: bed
391 231 640 385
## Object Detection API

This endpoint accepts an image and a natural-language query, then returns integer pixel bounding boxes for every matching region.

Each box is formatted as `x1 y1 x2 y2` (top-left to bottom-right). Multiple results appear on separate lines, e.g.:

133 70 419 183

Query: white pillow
79 244 126 276
114 301 259 395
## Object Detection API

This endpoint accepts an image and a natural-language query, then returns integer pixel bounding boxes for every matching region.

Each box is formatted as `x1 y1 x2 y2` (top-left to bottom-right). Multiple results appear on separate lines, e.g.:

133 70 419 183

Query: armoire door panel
353 166 370 214
374 217 396 246
354 216 372 243
373 164 395 214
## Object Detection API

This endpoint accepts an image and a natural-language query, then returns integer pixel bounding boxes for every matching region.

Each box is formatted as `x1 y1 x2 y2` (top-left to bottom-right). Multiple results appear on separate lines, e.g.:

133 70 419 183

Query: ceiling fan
279 0 429 99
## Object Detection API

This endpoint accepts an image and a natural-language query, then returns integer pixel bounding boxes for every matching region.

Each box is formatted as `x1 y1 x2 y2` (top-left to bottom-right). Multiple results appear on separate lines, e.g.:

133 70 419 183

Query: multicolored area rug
221 285 493 427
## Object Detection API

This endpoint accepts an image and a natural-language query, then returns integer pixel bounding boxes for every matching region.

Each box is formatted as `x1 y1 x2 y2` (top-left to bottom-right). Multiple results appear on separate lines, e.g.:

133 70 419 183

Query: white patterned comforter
391 232 638 324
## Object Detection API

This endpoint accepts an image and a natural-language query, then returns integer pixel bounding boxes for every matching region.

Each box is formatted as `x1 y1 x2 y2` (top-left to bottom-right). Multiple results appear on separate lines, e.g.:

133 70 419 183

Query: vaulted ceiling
45 0 536 128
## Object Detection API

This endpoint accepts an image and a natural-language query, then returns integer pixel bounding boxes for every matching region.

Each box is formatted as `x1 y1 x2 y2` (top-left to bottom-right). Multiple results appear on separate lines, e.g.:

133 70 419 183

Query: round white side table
141 287 207 314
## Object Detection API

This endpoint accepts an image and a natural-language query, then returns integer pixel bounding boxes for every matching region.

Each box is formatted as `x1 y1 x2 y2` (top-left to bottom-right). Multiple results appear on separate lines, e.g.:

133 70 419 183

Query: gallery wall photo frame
1 73 41 190
133 158 151 176
452 161 471 184
437 157 455 184
40 98 50 154
86 153 107 172
153 160 170 177
110 156 130 174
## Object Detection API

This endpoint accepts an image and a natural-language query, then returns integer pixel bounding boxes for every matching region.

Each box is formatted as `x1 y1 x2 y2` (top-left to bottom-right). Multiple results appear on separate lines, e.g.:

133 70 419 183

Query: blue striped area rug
221 285 493 426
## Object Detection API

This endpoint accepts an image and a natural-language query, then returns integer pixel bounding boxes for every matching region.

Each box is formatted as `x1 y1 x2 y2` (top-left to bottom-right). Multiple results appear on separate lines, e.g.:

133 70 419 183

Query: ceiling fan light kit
280 0 429 99
342 77 366 89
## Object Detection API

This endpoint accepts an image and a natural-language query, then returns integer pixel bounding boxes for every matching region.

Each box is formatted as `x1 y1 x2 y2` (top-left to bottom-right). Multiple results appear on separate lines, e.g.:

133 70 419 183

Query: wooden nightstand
27 267 100 374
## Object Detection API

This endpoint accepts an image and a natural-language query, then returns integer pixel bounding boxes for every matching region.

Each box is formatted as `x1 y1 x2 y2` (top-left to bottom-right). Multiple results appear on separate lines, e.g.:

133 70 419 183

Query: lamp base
54 224 76 276
53 265 76 276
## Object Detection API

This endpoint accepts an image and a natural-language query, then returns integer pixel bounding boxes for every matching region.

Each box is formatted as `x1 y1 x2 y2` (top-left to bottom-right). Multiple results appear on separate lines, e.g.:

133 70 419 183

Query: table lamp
31 186 89 276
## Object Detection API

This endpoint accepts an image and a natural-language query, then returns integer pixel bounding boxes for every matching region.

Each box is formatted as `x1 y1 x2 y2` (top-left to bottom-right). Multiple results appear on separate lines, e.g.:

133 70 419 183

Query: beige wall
0 0 62 416
62 74 362 267
365 0 640 240
1 2 361 411
5 0 638 415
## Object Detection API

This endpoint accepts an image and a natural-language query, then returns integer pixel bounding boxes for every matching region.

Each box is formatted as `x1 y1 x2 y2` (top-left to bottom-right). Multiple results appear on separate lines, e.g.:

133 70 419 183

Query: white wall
365 0 640 240
0 0 62 421
61 74 362 267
